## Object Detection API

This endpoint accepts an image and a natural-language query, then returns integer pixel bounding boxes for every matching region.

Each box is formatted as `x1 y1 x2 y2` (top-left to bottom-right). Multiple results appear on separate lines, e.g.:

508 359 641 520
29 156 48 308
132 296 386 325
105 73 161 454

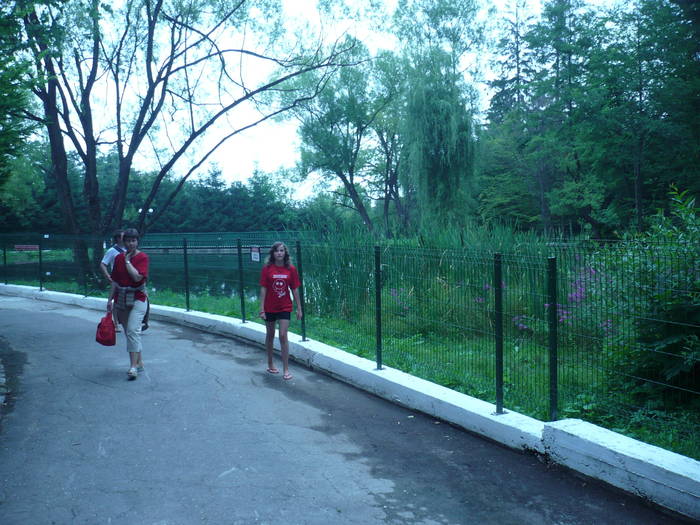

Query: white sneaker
127 367 138 380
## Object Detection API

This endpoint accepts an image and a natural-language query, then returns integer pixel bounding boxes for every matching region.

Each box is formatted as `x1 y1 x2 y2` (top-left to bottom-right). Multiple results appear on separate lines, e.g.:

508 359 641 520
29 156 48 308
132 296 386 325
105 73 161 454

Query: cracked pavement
0 295 689 524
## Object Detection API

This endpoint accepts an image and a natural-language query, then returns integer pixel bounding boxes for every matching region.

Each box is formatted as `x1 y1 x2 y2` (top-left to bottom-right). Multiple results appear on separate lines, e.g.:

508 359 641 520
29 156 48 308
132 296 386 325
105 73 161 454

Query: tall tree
487 0 534 124
480 0 699 235
394 0 482 225
394 0 483 76
290 40 385 232
521 0 605 233
368 51 411 234
12 0 356 237
402 50 476 224
604 0 700 228
479 0 539 228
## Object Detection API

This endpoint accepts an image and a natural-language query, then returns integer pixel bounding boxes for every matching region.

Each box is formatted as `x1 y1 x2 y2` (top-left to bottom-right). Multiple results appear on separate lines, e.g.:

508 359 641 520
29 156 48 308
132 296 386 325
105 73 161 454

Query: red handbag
96 312 116 346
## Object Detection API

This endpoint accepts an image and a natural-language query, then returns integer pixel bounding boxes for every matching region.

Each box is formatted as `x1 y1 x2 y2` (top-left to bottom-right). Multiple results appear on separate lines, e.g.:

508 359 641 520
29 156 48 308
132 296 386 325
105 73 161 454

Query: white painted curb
1 284 698 521
543 420 699 521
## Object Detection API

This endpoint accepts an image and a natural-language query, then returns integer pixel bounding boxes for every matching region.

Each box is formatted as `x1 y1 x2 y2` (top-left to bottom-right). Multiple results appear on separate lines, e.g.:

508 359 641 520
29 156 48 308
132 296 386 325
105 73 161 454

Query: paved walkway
0 296 688 524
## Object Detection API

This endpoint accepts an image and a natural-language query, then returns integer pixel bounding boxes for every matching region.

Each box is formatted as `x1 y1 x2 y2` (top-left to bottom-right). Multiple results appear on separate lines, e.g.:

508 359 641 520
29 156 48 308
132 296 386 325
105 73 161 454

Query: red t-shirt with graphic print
259 264 300 313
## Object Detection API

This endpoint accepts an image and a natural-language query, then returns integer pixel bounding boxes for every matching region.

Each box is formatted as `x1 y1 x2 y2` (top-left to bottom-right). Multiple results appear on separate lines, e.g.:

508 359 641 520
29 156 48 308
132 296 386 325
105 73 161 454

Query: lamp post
138 208 154 232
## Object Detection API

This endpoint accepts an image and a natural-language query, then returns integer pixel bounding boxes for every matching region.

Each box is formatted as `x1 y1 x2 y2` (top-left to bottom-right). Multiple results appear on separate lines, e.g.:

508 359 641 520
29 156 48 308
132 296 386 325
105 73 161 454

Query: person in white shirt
100 230 125 282
101 230 125 330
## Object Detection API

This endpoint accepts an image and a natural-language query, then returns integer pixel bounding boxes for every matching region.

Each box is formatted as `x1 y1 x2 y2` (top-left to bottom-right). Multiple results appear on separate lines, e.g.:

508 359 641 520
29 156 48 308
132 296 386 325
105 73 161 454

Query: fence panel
380 247 496 401
301 244 376 359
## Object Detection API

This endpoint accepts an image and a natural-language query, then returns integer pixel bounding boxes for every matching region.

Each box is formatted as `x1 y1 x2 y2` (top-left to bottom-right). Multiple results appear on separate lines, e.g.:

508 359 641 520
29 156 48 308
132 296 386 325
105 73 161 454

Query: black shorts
265 311 291 322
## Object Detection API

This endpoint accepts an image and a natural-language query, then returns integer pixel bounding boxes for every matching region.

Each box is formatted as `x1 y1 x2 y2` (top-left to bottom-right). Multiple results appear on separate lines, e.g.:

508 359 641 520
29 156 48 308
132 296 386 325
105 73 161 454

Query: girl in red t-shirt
259 242 302 380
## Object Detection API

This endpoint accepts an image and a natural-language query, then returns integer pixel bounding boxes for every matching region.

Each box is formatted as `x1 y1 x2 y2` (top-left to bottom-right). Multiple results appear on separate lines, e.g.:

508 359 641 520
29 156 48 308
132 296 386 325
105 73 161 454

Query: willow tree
402 52 475 224
394 0 481 225
12 0 356 237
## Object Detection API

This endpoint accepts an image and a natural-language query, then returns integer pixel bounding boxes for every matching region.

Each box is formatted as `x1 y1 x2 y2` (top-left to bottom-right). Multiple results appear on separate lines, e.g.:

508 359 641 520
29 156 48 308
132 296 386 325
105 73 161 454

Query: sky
188 0 618 200
186 0 400 200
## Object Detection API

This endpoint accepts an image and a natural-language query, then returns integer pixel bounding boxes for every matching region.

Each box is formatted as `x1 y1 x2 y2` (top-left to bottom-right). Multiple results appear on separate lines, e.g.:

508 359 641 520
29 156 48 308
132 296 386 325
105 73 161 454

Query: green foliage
476 118 540 227
290 38 380 231
0 141 70 233
152 169 295 233
395 0 483 227
403 48 476 225
480 0 700 235
619 187 700 405
394 0 483 67
0 4 36 188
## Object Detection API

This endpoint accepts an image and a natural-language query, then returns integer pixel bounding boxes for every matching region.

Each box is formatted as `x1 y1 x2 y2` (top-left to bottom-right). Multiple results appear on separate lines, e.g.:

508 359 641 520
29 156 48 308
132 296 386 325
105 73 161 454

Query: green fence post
183 238 190 311
38 240 43 291
375 245 383 370
295 240 307 341
3 242 6 285
547 256 558 421
237 239 246 322
494 253 504 414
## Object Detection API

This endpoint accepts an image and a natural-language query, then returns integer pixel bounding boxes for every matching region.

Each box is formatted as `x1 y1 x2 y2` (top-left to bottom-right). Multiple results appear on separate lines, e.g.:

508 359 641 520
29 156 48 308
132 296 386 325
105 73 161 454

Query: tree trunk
30 21 78 234
535 165 552 232
633 134 645 232
338 171 373 232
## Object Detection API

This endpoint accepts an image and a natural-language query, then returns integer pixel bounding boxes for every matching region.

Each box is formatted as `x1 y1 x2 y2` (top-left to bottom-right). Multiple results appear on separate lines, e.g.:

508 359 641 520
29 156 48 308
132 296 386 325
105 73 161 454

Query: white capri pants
115 299 148 353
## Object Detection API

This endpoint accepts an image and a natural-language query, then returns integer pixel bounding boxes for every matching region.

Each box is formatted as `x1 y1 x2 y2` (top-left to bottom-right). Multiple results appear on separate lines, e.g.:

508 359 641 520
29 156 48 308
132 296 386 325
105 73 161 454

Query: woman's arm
292 288 303 320
259 286 267 320
124 252 144 281
107 282 117 311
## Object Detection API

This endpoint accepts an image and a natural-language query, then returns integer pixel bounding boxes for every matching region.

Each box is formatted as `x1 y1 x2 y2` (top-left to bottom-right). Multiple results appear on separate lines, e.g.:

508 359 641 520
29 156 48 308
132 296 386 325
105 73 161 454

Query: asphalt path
0 295 688 525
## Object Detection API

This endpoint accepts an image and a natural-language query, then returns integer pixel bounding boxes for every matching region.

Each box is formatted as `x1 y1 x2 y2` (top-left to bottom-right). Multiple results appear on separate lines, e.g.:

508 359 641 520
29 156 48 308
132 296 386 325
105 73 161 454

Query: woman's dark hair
266 242 290 267
122 228 140 241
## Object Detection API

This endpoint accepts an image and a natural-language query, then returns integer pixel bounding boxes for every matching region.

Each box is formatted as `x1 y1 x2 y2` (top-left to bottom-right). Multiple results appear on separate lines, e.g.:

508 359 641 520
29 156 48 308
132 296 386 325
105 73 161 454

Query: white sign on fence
251 246 260 262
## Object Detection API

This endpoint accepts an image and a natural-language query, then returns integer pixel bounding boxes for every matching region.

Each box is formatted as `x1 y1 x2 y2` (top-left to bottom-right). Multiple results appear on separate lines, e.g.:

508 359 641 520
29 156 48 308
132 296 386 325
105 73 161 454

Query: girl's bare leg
265 320 277 372
278 319 291 378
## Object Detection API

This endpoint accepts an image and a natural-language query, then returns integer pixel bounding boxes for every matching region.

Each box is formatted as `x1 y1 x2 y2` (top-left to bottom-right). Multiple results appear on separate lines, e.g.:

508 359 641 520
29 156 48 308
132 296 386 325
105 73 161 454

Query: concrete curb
543 420 700 520
1 284 698 521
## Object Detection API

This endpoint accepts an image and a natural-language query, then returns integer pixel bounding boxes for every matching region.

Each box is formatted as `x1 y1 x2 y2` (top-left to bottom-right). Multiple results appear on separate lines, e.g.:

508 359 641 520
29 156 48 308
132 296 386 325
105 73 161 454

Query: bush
608 187 700 408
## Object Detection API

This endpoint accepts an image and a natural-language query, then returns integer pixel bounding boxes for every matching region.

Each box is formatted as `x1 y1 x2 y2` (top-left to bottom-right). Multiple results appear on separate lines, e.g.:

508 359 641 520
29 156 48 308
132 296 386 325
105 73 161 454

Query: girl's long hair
266 242 291 268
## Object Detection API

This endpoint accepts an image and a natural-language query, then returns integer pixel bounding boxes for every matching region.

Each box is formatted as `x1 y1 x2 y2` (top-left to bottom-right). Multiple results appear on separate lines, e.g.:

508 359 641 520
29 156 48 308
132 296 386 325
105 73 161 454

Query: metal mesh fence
380 247 497 402
1 232 698 456
300 243 376 358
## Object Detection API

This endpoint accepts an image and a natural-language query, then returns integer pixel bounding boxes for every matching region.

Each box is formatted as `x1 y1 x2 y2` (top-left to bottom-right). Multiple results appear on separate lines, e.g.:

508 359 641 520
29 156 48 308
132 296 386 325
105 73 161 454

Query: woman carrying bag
107 228 149 380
